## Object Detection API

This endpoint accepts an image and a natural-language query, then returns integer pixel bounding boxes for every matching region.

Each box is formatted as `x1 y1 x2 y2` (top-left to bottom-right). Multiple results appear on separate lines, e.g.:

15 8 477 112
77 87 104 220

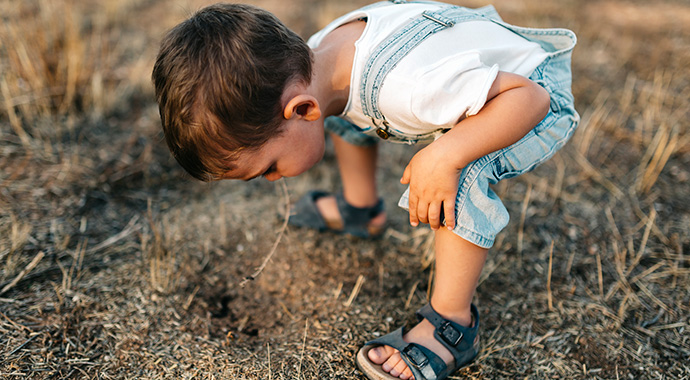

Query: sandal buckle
402 345 428 367
439 321 463 346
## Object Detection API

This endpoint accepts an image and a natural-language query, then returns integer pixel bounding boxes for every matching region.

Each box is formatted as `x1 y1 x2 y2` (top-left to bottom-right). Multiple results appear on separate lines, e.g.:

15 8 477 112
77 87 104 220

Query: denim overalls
325 0 580 248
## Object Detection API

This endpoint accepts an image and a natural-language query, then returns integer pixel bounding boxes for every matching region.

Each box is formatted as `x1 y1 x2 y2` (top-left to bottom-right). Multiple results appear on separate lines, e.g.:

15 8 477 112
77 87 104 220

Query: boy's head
152 3 313 181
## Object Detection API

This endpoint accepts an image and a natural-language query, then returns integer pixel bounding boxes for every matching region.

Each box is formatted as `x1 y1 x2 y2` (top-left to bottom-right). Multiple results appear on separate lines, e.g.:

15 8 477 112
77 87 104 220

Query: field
1 0 689 378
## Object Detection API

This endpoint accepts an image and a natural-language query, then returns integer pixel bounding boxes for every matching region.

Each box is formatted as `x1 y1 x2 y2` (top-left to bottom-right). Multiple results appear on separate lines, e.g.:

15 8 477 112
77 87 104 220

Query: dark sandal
288 191 384 238
356 304 480 380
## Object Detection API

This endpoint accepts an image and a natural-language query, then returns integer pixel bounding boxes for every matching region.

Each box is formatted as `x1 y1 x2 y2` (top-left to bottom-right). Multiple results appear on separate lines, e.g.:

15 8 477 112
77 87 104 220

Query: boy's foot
367 318 451 380
288 191 386 238
366 310 475 380
315 195 386 234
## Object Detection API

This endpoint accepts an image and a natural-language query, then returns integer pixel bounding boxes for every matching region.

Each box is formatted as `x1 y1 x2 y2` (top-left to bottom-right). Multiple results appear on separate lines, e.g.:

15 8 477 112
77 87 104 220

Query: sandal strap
364 327 446 380
288 190 330 230
416 303 480 369
335 193 384 237
362 304 480 380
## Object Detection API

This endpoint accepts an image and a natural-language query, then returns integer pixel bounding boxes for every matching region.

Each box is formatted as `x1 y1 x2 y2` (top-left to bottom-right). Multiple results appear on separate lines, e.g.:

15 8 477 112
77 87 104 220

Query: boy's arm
401 71 551 231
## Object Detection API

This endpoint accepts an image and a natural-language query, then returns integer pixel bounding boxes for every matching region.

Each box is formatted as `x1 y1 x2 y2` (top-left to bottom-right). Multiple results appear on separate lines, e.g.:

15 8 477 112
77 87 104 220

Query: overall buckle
371 117 391 140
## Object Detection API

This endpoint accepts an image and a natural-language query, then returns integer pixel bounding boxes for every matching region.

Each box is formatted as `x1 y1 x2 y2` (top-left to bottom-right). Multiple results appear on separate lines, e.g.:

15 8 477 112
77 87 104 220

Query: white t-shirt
308 2 550 137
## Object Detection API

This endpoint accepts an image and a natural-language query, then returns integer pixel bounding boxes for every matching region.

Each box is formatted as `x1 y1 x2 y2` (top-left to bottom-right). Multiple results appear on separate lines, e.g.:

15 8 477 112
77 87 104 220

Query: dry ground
1 0 689 379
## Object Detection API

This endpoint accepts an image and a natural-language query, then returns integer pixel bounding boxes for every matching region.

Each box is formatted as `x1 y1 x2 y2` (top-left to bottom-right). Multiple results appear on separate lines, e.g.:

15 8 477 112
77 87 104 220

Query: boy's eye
261 164 276 177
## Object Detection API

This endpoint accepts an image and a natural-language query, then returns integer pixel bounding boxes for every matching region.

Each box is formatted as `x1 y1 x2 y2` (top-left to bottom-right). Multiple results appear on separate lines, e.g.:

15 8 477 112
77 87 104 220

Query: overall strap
360 4 500 138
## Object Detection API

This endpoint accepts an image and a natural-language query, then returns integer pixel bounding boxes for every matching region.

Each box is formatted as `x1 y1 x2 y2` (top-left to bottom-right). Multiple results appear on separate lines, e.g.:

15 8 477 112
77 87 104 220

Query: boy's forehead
220 168 246 180
221 150 261 180
221 162 251 180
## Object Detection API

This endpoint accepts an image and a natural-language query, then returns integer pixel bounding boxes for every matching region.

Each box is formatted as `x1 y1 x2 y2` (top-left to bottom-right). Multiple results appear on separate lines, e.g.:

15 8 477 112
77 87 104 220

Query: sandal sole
355 338 482 380
356 345 400 380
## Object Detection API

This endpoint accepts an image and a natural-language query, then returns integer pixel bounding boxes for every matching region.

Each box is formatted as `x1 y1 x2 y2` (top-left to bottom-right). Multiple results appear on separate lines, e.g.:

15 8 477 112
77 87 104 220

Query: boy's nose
265 172 282 182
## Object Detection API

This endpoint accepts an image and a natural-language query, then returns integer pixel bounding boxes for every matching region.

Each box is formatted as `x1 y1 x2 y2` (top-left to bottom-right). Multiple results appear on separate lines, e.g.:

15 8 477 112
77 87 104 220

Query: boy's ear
283 95 321 121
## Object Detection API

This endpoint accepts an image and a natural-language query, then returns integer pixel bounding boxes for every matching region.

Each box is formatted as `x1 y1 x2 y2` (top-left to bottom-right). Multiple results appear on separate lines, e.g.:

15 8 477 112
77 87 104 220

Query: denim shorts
326 54 579 248
397 54 580 248
325 115 380 147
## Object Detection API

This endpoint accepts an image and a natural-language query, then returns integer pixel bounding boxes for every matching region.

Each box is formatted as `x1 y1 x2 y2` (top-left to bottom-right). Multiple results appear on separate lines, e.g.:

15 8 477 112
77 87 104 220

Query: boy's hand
401 71 551 232
400 142 460 231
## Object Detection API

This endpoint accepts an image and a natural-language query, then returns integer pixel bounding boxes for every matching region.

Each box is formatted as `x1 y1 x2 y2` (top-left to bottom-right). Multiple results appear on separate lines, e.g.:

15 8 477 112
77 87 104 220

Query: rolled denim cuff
325 116 378 147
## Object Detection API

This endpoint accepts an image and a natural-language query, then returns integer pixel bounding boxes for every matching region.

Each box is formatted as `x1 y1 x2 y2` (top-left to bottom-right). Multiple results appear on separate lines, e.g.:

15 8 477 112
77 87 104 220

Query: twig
638 124 678 194
87 215 140 254
344 274 365 308
635 281 673 316
604 207 623 243
240 179 290 287
0 251 44 295
297 318 309 380
404 280 419 309
517 182 532 255
8 333 41 356
546 241 554 311
1 77 32 147
183 285 200 311
267 343 272 380
626 208 656 277
0 252 133 292
572 150 624 199
596 249 604 298
0 311 31 332
530 330 555 347
0 215 141 292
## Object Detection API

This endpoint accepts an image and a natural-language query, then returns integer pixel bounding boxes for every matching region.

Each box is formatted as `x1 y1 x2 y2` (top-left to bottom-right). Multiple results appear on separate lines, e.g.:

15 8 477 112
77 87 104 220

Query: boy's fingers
428 202 442 230
408 195 419 227
416 201 429 225
443 198 456 230
401 165 411 184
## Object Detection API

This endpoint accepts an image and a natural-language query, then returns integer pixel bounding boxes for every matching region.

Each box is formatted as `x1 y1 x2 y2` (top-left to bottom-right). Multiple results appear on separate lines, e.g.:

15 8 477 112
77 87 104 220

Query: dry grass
1 0 689 379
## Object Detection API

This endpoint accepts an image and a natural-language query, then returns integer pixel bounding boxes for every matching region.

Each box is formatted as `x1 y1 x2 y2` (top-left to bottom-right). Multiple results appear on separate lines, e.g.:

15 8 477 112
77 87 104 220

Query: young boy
152 1 579 379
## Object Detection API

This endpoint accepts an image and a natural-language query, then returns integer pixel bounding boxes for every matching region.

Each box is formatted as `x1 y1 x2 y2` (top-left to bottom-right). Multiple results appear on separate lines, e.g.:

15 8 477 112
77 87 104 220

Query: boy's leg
368 228 487 379
428 227 487 326
315 134 385 229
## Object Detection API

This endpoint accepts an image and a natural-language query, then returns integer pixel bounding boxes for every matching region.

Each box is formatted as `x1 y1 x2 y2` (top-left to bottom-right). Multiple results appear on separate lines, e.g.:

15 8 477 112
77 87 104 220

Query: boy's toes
389 356 413 378
400 366 414 380
386 352 416 379
367 345 397 365
366 345 415 379
382 351 403 373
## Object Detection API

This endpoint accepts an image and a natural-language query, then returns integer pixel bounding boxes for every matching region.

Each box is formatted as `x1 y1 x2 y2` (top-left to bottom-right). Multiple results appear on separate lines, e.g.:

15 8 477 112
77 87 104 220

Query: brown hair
152 3 312 181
